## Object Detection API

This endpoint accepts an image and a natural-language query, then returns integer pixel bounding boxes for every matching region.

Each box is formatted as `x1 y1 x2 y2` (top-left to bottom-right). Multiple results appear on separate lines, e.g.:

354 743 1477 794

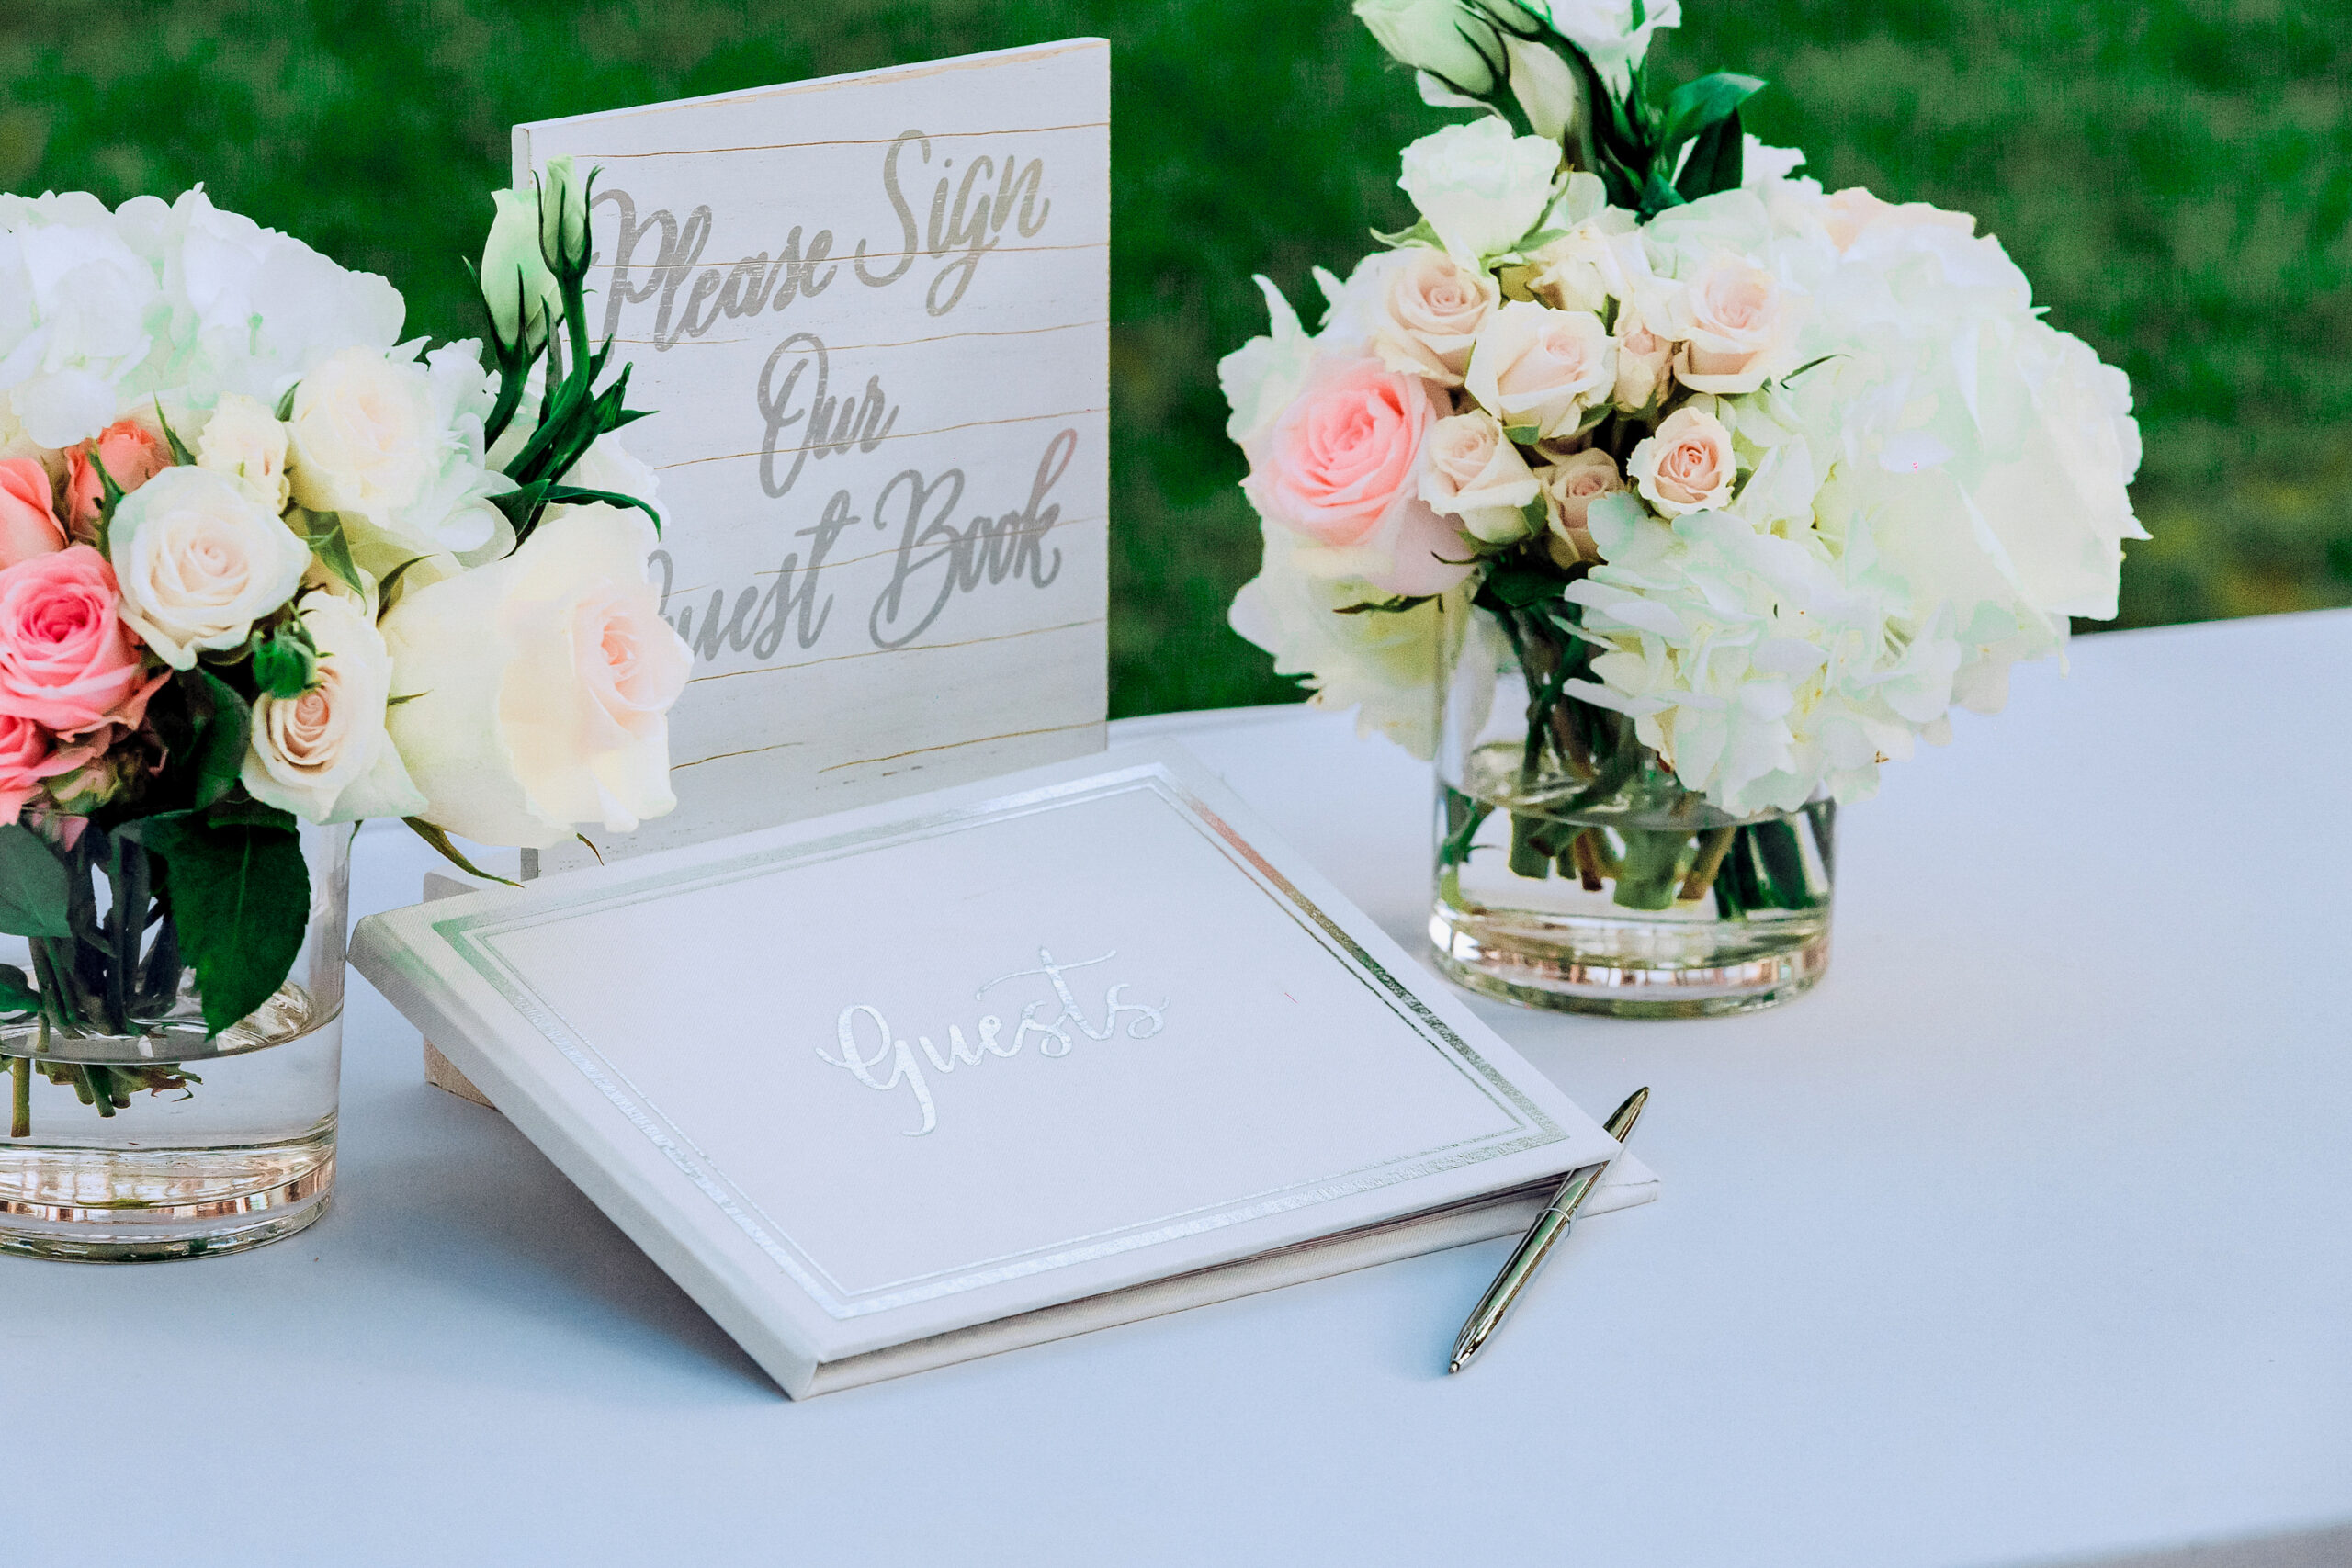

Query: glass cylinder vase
1430 607 1833 1017
0 820 347 1260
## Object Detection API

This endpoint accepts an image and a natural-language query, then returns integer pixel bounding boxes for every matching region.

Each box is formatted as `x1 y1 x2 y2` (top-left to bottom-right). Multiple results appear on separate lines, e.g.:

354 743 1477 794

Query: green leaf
537 484 661 533
1332 594 1435 616
185 668 253 811
0 963 38 1014
121 809 309 1037
1639 165 1686 220
0 825 71 940
376 555 432 610
1501 423 1543 446
1675 109 1745 202
1479 567 1568 610
301 511 366 597
275 383 299 421
153 398 197 467
1657 72 1766 154
402 818 520 887
251 627 318 700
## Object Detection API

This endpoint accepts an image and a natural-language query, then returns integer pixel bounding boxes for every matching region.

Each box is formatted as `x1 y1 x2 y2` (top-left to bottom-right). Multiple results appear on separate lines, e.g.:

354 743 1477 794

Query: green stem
9 1051 26 1139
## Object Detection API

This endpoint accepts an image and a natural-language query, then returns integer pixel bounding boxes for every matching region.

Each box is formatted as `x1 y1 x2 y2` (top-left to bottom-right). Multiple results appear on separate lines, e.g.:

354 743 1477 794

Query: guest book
353 743 1656 1397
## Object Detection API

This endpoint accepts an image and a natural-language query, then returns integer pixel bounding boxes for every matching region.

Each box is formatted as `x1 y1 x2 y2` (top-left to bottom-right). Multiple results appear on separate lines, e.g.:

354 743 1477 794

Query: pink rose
0 714 106 826
1370 248 1499 387
1663 254 1802 394
0 458 67 569
0 545 162 735
1241 358 1470 595
64 420 172 536
1629 406 1736 516
1536 446 1624 564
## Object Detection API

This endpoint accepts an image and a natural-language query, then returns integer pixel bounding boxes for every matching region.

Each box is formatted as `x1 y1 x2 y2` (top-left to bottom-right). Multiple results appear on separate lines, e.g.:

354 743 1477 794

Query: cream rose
1611 298 1675 412
107 466 311 669
1663 252 1801 393
196 394 291 513
1537 446 1623 564
286 346 438 524
1420 412 1541 544
1464 301 1616 438
380 502 690 849
1523 218 1640 316
1628 405 1736 515
241 589 426 824
1370 248 1499 387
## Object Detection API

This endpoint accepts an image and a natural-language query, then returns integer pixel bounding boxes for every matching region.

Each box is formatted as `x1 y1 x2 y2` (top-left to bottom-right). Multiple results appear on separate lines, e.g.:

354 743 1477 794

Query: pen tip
1447 1357 1465 1375
1603 1086 1650 1141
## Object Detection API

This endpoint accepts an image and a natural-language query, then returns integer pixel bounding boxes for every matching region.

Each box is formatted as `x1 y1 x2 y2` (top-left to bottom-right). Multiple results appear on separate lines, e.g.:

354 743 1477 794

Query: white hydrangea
0 186 440 483
1228 528 1472 758
1556 173 2143 812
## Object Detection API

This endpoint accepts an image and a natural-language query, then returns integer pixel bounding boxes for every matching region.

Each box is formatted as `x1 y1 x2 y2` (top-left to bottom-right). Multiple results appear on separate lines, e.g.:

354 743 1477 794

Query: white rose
1663 251 1803 393
1353 0 1504 94
241 589 426 824
1628 405 1736 515
1536 446 1624 564
1420 411 1541 543
1398 119 1561 264
195 393 291 513
288 344 509 576
286 345 439 526
107 466 312 669
380 502 691 849
1464 300 1615 437
1370 247 1499 386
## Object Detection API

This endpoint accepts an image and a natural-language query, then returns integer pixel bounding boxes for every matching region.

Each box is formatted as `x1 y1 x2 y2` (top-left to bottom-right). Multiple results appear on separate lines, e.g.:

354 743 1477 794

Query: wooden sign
513 41 1109 874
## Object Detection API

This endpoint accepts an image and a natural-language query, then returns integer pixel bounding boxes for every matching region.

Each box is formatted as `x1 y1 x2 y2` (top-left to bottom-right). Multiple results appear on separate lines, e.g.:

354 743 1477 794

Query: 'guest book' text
818 948 1167 1135
514 42 1110 874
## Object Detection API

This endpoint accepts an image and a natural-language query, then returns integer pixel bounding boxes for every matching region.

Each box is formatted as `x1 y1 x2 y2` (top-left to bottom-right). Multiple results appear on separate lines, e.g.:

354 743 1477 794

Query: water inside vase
0 988 340 1261
1432 742 1833 1017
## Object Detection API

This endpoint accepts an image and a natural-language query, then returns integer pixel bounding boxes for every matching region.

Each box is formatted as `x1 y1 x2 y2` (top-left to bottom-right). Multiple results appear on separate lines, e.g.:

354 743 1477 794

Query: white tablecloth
15 611 2352 1568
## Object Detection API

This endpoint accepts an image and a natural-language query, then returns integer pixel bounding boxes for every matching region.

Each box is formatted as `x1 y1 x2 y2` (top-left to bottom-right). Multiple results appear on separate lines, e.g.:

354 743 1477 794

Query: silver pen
1447 1086 1649 1374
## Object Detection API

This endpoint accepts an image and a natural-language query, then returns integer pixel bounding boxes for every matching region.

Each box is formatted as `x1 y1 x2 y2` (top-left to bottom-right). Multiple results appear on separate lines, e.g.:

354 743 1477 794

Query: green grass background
5 1 2346 716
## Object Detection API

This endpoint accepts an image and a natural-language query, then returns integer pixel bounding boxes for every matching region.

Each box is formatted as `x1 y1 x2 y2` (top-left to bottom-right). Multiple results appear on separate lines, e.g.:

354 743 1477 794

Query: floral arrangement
1226 0 2145 913
0 163 689 1126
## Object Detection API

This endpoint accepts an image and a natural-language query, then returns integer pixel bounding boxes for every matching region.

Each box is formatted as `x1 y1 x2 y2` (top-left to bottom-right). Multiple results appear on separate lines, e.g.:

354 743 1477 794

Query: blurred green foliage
4 1 2346 716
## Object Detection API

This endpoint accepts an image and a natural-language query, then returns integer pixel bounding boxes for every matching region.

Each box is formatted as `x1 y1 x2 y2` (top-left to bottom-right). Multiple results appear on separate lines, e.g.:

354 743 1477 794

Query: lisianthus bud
537 154 591 274
1353 0 1505 96
481 187 561 360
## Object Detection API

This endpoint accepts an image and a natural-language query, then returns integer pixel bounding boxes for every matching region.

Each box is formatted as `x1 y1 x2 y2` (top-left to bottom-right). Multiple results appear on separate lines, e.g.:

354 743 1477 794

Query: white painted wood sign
514 40 1110 874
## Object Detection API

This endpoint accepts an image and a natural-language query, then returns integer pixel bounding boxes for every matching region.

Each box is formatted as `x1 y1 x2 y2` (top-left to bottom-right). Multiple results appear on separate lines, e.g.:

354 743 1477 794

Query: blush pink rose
0 458 67 569
1242 358 1470 595
64 420 172 536
0 546 162 735
1629 406 1737 516
1537 446 1624 564
0 713 104 825
1664 254 1802 394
